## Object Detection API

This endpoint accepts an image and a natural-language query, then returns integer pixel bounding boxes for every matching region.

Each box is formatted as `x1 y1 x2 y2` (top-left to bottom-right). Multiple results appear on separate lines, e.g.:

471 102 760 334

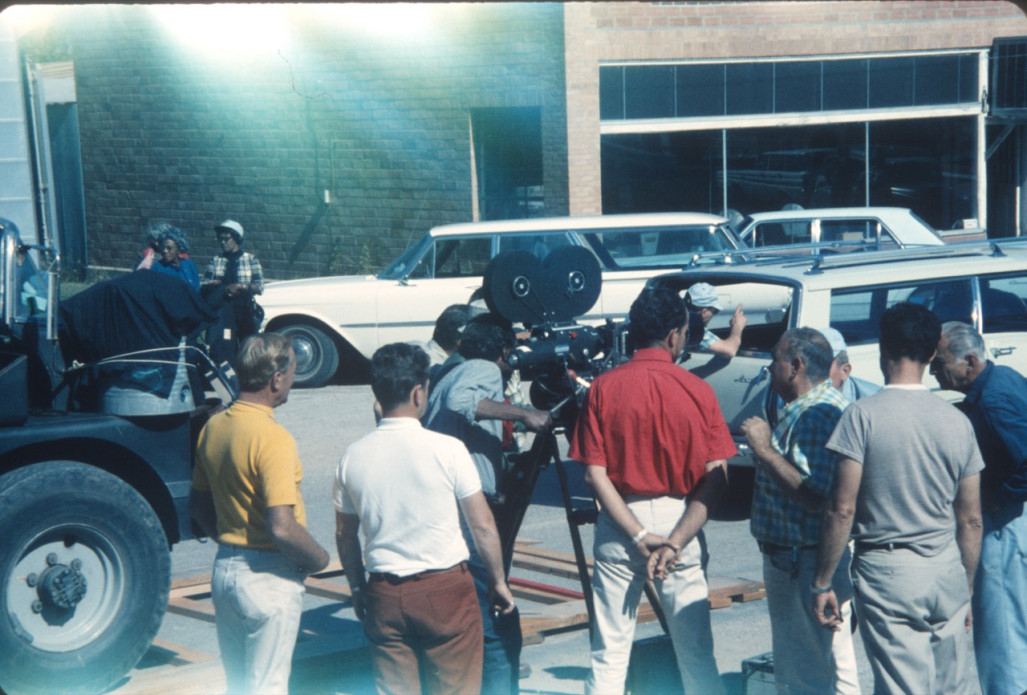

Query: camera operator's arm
459 491 516 615
583 464 678 557
476 398 552 432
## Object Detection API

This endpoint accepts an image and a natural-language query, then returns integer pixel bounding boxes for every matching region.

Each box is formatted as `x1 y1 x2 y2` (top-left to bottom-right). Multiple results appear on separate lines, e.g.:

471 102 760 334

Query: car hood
259 274 380 307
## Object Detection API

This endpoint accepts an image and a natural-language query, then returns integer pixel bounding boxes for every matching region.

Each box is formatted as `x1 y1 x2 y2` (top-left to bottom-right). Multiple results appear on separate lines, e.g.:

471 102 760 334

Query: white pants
762 547 860 695
212 544 306 695
586 496 724 695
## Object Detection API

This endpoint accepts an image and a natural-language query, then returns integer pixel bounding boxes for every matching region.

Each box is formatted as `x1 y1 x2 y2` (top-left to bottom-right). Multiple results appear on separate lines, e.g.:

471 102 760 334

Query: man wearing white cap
819 327 881 403
687 282 747 358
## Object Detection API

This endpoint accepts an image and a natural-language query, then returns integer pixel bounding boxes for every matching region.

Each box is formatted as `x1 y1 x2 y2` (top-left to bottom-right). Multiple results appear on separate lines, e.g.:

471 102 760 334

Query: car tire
0 461 170 695
279 323 340 388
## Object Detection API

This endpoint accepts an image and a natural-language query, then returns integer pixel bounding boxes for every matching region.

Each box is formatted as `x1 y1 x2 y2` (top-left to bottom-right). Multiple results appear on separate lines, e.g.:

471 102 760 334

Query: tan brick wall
565 1 1027 214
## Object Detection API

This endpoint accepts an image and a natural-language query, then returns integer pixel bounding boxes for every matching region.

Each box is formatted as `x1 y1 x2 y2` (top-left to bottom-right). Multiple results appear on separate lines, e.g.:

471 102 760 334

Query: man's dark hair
432 304 471 352
879 302 941 364
371 343 430 413
629 286 688 347
779 327 834 382
458 313 515 361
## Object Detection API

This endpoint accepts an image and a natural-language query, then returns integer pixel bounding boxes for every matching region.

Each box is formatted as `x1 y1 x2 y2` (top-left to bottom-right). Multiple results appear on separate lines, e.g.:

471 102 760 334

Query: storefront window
601 117 977 227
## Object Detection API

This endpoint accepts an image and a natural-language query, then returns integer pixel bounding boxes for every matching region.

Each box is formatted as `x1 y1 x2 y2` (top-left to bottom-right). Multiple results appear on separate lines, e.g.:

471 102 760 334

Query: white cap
215 219 244 240
820 327 847 358
687 282 723 311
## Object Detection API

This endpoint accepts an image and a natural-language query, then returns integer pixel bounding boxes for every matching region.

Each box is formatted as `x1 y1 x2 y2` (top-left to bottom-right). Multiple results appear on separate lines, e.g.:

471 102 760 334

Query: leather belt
758 541 817 554
369 561 466 585
855 541 915 552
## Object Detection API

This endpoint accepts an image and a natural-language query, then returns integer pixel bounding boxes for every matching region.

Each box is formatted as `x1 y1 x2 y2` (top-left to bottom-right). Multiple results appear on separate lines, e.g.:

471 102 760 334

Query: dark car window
497 231 574 260
819 219 898 248
751 221 811 246
433 237 492 278
830 277 974 345
981 274 1027 333
587 224 737 267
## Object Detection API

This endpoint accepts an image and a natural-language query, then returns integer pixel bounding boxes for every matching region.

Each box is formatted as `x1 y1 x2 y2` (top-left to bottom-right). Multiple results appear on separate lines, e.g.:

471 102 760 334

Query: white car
260 213 742 387
735 206 979 249
647 238 1027 476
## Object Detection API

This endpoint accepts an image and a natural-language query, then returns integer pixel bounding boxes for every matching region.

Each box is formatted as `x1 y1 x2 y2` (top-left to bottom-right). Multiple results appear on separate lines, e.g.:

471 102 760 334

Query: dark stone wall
23 4 567 279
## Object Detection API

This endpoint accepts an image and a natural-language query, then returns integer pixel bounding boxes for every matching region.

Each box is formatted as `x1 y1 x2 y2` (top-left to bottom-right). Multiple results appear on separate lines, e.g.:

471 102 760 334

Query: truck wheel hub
37 562 88 610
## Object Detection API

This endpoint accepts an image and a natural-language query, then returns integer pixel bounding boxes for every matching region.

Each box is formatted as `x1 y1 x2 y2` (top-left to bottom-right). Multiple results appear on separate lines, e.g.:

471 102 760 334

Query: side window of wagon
830 278 975 345
433 237 492 278
497 231 573 260
981 274 1027 333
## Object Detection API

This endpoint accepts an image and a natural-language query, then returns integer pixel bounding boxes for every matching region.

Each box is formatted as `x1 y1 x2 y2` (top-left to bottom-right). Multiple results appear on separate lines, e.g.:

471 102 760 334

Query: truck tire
279 323 340 388
0 461 171 695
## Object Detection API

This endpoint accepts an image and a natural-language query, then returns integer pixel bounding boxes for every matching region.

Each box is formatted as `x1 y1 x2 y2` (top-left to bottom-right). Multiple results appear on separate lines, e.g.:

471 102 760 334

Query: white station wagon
647 239 1027 478
261 213 742 387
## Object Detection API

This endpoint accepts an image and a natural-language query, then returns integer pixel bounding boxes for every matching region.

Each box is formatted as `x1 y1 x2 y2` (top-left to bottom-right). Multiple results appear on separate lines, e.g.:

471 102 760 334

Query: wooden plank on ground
166 595 215 623
147 639 217 667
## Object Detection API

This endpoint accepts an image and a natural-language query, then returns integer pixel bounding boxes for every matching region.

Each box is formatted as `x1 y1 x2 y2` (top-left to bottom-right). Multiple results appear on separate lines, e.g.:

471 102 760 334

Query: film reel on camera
482 246 602 325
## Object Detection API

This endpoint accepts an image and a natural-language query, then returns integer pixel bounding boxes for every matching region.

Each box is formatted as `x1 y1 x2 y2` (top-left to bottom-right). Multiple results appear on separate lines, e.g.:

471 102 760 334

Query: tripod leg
553 446 598 639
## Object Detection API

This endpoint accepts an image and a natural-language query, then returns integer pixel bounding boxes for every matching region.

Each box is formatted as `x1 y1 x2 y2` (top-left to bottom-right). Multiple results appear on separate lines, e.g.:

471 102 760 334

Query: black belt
369 561 466 585
855 541 915 552
758 541 817 555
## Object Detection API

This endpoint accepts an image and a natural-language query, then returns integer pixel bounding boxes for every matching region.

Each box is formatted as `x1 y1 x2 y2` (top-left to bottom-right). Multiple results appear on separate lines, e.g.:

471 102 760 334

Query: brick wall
22 4 567 279
565 1 1027 214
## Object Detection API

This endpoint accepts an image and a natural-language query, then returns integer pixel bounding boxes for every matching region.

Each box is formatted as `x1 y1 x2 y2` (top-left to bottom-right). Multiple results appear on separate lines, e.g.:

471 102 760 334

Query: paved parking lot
115 383 980 695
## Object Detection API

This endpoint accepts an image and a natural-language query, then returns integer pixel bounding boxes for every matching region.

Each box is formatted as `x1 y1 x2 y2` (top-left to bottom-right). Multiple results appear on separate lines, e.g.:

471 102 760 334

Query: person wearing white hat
687 282 747 358
203 219 266 364
819 327 881 403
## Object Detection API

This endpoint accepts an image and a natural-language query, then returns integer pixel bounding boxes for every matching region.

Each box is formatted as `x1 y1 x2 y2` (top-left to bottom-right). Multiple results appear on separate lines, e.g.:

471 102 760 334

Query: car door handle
991 345 1017 357
732 364 768 385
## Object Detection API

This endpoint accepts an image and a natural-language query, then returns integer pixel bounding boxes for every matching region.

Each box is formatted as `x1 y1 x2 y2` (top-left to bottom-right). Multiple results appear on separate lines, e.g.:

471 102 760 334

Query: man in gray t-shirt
812 303 983 695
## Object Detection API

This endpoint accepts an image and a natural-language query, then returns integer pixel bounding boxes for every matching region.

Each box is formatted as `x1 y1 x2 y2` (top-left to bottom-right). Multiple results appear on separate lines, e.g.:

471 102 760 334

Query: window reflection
600 117 977 228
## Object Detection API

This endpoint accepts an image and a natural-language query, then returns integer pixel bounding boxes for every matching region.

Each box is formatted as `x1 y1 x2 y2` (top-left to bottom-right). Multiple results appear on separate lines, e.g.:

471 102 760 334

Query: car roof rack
804 242 1002 274
686 239 925 268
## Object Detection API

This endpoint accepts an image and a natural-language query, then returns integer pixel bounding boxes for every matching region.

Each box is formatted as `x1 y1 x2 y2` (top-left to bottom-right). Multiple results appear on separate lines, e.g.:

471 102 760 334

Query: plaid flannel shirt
202 251 264 294
750 379 849 547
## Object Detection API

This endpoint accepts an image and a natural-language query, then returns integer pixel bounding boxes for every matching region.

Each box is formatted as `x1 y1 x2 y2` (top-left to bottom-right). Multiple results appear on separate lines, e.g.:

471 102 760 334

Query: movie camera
481 246 627 424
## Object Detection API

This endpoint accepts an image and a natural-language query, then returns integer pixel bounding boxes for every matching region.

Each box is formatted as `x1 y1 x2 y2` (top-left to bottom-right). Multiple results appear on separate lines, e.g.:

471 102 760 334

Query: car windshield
580 224 738 269
378 235 432 280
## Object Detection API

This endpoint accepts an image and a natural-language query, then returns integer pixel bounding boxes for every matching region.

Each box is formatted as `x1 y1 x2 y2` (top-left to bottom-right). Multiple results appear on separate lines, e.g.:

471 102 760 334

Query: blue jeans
467 546 521 695
973 502 1027 695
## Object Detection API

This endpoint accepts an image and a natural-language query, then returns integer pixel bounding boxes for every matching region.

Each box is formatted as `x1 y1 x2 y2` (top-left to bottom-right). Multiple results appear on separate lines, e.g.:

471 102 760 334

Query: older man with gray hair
933 321 1027 695
741 328 859 695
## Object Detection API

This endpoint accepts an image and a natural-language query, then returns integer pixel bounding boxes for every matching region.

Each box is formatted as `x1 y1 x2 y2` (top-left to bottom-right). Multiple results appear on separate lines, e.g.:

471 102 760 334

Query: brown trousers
364 563 484 695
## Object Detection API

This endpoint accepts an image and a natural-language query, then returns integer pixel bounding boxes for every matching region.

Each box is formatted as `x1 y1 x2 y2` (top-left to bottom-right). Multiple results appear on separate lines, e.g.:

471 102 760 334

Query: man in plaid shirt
740 327 860 695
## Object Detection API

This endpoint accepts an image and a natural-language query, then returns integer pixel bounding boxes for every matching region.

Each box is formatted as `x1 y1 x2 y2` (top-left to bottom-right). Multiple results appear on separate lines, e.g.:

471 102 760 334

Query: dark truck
0 218 233 695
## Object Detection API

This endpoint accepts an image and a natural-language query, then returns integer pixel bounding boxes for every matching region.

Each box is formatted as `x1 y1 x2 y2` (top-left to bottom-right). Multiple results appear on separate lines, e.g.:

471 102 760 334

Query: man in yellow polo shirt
191 333 329 695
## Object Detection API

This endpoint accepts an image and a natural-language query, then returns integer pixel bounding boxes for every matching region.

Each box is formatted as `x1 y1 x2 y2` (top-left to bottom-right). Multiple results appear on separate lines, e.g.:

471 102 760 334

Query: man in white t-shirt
335 343 515 694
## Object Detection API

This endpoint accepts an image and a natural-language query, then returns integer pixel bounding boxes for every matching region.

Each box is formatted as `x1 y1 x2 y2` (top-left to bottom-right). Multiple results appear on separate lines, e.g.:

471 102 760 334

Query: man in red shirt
569 286 734 695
